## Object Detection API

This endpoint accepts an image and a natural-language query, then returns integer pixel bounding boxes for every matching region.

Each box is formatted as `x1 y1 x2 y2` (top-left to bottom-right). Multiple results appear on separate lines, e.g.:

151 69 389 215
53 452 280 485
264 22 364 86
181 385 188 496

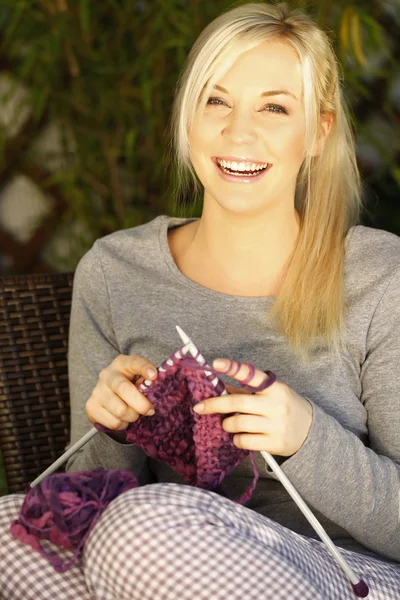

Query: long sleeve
65 241 150 480
276 266 400 562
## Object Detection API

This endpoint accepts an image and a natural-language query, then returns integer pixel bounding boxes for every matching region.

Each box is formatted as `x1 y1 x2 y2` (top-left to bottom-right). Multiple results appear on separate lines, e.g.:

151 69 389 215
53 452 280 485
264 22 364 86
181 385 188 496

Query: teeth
217 159 268 172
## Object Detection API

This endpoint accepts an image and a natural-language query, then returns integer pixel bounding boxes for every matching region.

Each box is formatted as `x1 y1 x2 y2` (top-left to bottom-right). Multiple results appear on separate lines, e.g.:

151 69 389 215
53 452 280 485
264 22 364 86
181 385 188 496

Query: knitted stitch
10 349 267 572
96 354 260 503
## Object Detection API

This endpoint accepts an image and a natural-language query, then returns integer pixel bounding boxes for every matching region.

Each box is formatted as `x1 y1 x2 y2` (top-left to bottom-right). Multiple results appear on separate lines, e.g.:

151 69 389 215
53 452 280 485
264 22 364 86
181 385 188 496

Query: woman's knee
83 483 324 600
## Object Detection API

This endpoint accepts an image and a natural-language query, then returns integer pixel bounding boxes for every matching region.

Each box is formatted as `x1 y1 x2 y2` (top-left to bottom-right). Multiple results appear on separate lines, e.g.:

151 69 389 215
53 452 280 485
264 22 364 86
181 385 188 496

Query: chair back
0 272 74 493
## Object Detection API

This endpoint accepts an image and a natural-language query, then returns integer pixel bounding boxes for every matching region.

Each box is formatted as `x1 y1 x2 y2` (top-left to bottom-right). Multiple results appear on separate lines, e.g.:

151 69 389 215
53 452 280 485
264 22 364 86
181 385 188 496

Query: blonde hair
167 2 363 360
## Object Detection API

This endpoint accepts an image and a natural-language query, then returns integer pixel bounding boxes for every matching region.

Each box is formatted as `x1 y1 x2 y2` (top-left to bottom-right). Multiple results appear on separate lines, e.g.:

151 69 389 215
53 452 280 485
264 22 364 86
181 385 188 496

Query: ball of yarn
10 467 138 572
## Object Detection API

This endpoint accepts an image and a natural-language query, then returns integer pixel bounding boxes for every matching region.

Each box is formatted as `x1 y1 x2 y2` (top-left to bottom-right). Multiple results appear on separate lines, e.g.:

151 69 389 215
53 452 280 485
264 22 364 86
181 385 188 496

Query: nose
222 109 258 145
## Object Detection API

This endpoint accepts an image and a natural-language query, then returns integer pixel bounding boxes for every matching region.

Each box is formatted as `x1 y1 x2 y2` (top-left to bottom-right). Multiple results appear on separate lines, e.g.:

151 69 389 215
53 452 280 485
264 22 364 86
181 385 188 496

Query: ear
310 112 334 157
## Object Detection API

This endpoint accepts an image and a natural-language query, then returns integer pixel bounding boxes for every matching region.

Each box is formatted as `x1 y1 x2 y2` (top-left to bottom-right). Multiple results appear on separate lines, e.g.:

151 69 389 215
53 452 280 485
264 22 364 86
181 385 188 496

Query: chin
207 194 269 216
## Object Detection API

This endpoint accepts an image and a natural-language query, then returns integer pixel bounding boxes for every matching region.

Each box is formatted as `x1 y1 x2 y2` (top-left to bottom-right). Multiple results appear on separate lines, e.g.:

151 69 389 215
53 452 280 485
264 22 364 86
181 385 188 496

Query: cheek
190 121 214 150
267 124 304 157
188 128 216 177
273 121 306 162
189 124 208 161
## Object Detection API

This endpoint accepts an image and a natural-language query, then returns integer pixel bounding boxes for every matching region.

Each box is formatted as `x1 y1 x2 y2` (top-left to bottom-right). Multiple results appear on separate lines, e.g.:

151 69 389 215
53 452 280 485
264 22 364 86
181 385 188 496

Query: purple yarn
10 467 138 572
11 352 263 572
97 355 260 504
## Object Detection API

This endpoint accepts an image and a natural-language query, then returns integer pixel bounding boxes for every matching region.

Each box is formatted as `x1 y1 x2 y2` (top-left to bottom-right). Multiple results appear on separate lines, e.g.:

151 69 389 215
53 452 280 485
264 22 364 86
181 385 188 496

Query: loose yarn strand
10 469 138 572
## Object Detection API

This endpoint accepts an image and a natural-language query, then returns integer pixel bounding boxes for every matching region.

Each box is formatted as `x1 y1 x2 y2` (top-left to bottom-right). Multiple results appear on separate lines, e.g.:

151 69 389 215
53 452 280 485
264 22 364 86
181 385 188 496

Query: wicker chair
0 272 74 493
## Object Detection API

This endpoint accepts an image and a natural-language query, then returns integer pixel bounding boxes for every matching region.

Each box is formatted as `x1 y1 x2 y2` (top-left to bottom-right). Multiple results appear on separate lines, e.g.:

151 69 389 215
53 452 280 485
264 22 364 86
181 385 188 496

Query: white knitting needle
175 325 369 597
30 342 193 488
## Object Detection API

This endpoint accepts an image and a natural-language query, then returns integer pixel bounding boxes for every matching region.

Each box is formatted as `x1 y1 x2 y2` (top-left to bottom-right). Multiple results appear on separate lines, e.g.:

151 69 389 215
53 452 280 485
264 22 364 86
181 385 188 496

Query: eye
206 96 227 106
264 104 288 115
206 97 289 115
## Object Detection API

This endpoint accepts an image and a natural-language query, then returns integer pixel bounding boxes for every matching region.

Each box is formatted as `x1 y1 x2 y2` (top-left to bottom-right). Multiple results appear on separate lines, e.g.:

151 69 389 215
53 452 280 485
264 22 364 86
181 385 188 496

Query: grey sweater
66 215 400 565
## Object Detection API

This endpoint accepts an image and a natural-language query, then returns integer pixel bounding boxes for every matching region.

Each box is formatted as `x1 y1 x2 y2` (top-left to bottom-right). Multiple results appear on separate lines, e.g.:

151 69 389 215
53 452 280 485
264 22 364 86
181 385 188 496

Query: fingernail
146 408 155 416
193 403 204 413
147 368 157 378
213 359 227 369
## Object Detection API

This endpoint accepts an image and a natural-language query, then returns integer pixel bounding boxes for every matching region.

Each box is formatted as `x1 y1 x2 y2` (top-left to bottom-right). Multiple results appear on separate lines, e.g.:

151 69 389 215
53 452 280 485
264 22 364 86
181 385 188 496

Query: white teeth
217 159 268 172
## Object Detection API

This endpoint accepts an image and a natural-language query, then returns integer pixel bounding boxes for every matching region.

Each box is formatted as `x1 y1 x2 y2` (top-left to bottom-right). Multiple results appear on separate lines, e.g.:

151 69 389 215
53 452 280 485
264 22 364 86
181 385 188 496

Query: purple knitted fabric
10 350 260 572
10 467 138 572
97 354 260 504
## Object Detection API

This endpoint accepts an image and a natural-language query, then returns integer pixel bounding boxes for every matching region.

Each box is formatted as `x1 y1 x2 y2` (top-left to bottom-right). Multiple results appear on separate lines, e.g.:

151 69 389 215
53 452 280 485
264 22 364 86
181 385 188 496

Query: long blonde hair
167 2 363 359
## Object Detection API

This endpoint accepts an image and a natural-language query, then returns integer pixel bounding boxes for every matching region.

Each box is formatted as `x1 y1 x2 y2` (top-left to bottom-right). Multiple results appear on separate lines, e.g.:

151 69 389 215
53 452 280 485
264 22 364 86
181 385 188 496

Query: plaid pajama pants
1 482 399 600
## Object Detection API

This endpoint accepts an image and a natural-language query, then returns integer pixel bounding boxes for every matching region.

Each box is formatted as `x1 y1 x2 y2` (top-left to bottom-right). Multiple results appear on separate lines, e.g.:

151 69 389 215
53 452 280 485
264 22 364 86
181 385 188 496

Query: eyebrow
213 84 298 101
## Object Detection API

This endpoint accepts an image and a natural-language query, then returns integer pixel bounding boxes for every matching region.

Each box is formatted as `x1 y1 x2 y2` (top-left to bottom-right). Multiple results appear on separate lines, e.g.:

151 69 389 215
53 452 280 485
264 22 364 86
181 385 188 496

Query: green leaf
99 214 118 230
141 79 152 113
1 0 27 50
79 0 90 36
359 13 391 57
31 87 49 120
164 38 186 49
124 128 138 164
391 167 400 188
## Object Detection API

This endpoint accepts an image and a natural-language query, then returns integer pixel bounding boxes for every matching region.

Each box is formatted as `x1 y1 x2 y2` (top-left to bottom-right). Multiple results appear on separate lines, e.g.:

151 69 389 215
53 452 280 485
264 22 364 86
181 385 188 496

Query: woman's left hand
193 358 313 457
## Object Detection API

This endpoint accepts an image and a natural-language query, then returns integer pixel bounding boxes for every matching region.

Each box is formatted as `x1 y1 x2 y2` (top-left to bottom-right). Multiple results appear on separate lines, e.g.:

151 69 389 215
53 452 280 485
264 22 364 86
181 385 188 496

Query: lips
212 157 272 183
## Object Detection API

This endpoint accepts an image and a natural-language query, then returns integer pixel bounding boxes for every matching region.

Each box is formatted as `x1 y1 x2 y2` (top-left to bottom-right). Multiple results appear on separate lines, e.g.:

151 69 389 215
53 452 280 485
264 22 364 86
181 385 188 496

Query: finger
222 414 269 434
87 404 131 430
232 433 275 451
100 392 142 423
109 354 158 381
213 359 276 394
87 392 141 423
193 393 266 415
103 373 155 415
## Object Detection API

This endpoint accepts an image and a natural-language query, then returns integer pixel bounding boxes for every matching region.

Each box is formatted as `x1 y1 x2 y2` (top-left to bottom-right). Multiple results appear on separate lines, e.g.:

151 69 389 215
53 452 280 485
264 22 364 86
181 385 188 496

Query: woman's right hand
85 355 158 430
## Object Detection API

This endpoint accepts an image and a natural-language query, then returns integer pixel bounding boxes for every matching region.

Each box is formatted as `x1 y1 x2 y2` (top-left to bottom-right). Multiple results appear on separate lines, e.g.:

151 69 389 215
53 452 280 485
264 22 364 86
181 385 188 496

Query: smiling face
188 39 307 216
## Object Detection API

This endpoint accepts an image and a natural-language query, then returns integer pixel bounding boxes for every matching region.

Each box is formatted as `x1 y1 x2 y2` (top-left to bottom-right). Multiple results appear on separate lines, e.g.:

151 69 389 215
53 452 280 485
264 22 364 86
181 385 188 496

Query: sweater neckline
158 215 277 305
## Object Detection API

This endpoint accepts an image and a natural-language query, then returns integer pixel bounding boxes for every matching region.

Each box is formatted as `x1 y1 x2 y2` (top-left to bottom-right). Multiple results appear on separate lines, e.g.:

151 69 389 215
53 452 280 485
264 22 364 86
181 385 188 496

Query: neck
199 200 299 259
182 201 300 294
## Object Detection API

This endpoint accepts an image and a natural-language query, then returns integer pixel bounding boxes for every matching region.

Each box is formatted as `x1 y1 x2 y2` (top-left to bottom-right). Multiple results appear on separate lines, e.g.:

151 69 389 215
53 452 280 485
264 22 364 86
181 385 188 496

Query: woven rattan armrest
0 272 74 493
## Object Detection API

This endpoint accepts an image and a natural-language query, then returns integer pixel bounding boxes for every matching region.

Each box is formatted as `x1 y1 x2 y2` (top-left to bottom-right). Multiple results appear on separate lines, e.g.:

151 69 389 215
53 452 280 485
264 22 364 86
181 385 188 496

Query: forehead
216 39 303 99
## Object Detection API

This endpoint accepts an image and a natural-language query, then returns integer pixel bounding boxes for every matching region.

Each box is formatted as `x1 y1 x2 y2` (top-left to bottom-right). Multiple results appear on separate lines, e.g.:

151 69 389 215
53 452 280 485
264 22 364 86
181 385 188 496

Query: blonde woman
1 3 399 599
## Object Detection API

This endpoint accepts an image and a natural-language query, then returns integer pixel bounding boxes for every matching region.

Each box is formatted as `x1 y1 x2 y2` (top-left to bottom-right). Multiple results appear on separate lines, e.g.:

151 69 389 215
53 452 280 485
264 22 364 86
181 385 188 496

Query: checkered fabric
1 483 399 599
0 494 90 599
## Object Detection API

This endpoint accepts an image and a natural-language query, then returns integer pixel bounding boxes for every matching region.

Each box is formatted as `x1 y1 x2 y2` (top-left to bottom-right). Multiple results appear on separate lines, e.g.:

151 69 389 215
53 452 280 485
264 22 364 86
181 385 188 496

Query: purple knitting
97 354 260 505
11 348 262 572
10 467 138 572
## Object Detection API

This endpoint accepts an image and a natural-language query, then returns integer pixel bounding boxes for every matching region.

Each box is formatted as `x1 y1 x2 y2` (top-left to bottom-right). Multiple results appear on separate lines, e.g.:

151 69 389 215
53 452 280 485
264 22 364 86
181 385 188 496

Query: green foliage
0 0 399 270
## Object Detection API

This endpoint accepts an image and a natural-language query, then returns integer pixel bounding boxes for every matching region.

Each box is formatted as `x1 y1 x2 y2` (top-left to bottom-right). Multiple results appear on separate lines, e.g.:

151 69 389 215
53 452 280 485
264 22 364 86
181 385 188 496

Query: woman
1 2 399 599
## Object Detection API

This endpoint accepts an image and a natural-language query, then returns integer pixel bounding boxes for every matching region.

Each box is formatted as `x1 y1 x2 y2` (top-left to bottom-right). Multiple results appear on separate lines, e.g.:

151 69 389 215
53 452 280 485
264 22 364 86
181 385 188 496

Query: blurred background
0 0 399 276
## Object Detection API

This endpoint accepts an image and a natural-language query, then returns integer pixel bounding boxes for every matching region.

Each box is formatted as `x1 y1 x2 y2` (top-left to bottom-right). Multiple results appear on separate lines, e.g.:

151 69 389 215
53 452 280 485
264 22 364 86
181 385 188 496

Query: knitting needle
30 342 192 488
175 325 369 598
